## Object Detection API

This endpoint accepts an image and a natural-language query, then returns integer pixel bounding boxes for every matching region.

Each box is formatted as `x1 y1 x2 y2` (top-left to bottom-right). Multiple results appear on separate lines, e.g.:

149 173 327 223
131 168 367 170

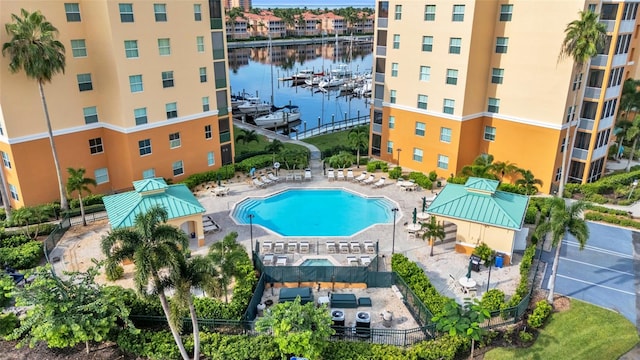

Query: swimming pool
232 188 396 236
300 259 334 266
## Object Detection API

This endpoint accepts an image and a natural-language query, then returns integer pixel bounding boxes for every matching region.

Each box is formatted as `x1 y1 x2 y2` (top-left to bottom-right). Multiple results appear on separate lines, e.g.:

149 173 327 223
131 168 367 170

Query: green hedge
391 254 450 316
180 165 237 190
503 245 536 308
585 204 631 217
60 204 105 218
69 194 105 209
407 172 432 190
565 168 640 201
0 240 42 269
584 212 640 229
235 155 278 174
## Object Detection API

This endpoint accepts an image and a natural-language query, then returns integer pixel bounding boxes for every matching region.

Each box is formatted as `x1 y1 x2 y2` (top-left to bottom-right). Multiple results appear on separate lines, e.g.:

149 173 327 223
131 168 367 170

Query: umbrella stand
412 208 417 224
422 197 427 212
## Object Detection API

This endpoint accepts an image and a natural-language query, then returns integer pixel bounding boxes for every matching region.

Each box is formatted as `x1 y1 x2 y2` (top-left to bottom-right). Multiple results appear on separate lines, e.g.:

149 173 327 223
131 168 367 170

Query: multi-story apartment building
226 14 249 40
318 13 346 35
370 1 639 194
244 12 286 38
225 0 251 12
0 0 234 207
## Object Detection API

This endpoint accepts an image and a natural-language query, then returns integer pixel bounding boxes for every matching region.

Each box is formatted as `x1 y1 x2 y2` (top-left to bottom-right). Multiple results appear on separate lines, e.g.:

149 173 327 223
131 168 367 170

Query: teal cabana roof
427 177 529 230
103 178 206 229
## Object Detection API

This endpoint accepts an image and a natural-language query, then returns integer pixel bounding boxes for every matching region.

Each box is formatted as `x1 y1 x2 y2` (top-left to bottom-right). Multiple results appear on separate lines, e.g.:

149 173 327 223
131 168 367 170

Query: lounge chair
252 177 266 188
339 242 349 254
299 241 310 254
274 242 285 254
276 256 288 266
364 241 375 254
353 171 367 182
373 177 386 188
326 241 336 254
263 254 274 266
304 168 312 181
360 256 372 266
337 169 345 181
287 242 297 253
294 173 303 181
260 175 273 186
346 169 354 181
285 173 294 182
267 172 280 182
347 256 358 266
362 174 376 185
327 168 335 181
350 242 361 254
262 241 273 253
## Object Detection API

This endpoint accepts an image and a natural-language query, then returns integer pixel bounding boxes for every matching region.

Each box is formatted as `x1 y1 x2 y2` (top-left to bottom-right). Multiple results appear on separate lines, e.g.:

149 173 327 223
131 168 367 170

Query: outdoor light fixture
396 148 402 167
391 208 399 255
248 214 255 262
629 179 638 200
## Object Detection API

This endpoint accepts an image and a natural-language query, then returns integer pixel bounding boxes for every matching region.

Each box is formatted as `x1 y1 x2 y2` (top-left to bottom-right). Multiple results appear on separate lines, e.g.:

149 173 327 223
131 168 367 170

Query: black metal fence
294 114 370 140
43 216 71 263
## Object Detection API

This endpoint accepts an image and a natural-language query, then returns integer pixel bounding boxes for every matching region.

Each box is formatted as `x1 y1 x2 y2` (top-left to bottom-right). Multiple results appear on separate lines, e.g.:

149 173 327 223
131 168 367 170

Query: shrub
448 176 467 185
584 193 607 204
519 330 534 343
524 205 537 225
388 167 402 180
0 313 18 336
105 263 124 281
69 194 105 209
0 240 42 269
408 172 432 190
498 183 525 195
480 289 505 311
366 160 387 173
472 242 493 263
391 254 449 316
527 300 553 329
0 274 15 308
326 151 354 169
585 204 631 217
428 171 438 182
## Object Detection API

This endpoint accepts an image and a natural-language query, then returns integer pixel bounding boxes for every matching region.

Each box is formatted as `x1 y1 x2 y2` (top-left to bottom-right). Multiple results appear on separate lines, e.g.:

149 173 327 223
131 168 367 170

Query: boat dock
227 35 373 50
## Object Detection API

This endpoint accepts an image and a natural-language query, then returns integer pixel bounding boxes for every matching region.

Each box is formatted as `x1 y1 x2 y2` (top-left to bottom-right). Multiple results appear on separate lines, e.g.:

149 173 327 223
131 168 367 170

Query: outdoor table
416 212 430 220
398 180 417 191
459 277 477 292
213 186 228 196
406 223 421 232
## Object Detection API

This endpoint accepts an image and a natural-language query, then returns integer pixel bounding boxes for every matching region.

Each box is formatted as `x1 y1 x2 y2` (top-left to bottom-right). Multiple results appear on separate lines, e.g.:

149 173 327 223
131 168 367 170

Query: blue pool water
300 259 333 266
232 189 395 236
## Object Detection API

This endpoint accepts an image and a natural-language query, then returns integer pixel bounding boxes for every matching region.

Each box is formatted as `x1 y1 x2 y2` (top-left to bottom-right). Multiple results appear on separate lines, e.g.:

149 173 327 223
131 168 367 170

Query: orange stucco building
370 0 639 194
0 0 235 207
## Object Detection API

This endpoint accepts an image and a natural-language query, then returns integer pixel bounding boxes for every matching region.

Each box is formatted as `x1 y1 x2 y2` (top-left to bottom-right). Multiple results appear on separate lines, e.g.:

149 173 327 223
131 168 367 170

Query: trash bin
495 254 504 268
437 180 442 187
470 255 481 272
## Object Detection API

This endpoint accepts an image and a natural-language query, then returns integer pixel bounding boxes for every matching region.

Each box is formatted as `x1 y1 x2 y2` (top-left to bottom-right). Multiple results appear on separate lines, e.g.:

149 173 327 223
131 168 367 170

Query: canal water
228 40 374 131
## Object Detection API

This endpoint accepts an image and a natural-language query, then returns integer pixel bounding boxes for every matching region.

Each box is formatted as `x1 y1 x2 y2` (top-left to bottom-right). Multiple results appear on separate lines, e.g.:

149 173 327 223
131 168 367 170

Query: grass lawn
484 299 639 360
234 126 307 155
302 126 368 153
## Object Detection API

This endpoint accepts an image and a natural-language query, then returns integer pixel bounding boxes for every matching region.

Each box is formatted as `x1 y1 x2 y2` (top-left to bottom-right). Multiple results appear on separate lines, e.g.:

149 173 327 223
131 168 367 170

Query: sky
251 0 375 9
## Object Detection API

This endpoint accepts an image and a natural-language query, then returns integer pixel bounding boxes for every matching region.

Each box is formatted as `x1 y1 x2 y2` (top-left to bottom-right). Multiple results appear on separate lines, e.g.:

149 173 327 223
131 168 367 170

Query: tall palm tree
490 161 519 181
65 168 97 226
347 125 368 168
534 198 589 304
235 129 260 144
2 9 69 210
515 169 543 195
460 154 497 180
625 115 640 171
101 206 190 360
558 10 606 196
207 231 246 303
421 216 446 257
614 79 640 159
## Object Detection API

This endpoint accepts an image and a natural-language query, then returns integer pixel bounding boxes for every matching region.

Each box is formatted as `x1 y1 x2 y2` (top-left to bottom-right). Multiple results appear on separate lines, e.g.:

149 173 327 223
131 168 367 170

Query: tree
255 297 333 360
625 115 640 171
101 205 191 360
2 9 69 210
558 10 606 196
206 231 246 303
347 125 368 168
432 298 490 360
460 154 497 180
11 205 52 239
515 169 543 195
534 198 589 304
235 129 260 144
421 216 445 257
65 168 97 226
8 265 136 354
265 139 285 163
491 160 519 181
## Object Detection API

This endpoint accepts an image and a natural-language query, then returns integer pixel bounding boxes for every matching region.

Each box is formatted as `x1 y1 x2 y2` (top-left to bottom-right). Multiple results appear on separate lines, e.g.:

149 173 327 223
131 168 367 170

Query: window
196 36 205 52
623 3 638 20
124 40 139 58
194 4 202 21
1 152 11 168
202 96 210 112
64 3 81 22
443 99 455 114
615 34 631 55
94 168 109 184
77 73 93 91
555 167 562 181
83 106 98 124
496 37 509 53
488 98 500 113
89 138 103 154
500 4 513 21
166 102 177 119
134 108 147 125
446 69 458 85
393 34 400 49
608 67 624 87
9 184 18 201
119 3 134 22
390 90 397 103
566 106 575 123
172 160 184 176
199 67 207 82
169 132 181 148
484 126 496 141
424 5 436 21
601 98 618 118
449 38 461 54
162 71 174 88
142 168 156 179
391 63 398 77
413 148 423 162
440 127 452 142
422 36 433 52
572 73 583 90
158 38 171 56
207 151 215 166
388 115 395 129
417 95 428 110
452 5 465 21
491 68 504 84
138 139 152 156
205 125 212 139
129 75 143 92
70 39 87 57
415 122 426 136
154 3 167 22
588 4 597 13
601 4 618 20
395 5 402 20
437 155 449 169
560 138 566 153
419 66 430 81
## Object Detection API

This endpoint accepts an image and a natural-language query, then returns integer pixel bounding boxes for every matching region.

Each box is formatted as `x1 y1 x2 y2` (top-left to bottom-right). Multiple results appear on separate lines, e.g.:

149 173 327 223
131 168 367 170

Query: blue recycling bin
494 254 504 268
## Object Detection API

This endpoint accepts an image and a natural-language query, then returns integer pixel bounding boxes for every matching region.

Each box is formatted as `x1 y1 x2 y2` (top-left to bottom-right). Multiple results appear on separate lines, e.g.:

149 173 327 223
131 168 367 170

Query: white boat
304 75 323 86
291 69 314 80
354 79 372 96
237 97 271 114
319 76 346 88
254 105 301 127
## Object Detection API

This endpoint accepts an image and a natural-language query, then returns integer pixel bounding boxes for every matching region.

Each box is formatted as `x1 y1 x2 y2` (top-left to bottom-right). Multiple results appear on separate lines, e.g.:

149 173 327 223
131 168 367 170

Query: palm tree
65 168 97 226
2 9 69 210
534 198 589 304
460 154 497 180
101 206 190 360
515 169 543 195
421 216 446 257
625 115 640 171
235 129 260 144
207 231 246 303
491 161 519 181
347 125 368 168
614 79 640 159
557 10 607 196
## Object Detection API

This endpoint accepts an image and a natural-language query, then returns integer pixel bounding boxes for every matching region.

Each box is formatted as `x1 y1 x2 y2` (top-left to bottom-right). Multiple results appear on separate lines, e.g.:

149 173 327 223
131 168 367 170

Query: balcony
620 20 635 33
375 72 385 83
378 18 387 28
605 85 621 99
376 46 386 56
578 118 594 131
591 55 608 67
601 20 615 32
372 123 382 134
592 146 607 160
598 115 614 131
612 53 627 67
571 148 588 161
584 87 601 100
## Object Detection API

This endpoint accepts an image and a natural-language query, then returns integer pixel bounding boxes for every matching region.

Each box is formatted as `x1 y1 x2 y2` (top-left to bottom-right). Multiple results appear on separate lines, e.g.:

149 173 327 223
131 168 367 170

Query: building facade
0 0 234 207
370 0 639 194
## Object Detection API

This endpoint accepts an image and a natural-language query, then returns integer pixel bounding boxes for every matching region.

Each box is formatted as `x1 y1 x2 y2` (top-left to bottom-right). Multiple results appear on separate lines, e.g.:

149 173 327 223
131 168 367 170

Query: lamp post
629 179 638 200
248 214 255 262
391 208 399 254
396 148 402 167
486 252 495 292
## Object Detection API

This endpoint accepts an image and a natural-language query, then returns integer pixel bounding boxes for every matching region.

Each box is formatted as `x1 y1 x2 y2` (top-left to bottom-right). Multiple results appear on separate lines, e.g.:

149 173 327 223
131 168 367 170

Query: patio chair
252 177 266 188
346 169 354 181
274 242 285 254
353 171 367 182
299 241 310 254
360 256 372 266
263 254 274 266
364 241 375 254
267 172 280 182
262 241 273 253
350 242 361 253
326 241 336 254
285 173 294 182
304 168 312 181
347 256 358 266
373 177 386 188
276 256 288 266
362 174 376 185
339 242 349 254
287 242 297 253
327 168 335 181
337 169 345 181
260 175 273 186
294 172 303 181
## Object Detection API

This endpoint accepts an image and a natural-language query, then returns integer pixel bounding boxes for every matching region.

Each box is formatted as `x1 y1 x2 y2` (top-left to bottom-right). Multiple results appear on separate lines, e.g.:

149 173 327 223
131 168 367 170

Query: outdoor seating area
203 215 221 233
284 171 304 182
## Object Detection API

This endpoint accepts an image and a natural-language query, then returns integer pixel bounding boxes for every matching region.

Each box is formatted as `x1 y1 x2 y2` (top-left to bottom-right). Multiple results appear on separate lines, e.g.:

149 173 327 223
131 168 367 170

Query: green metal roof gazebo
103 178 206 229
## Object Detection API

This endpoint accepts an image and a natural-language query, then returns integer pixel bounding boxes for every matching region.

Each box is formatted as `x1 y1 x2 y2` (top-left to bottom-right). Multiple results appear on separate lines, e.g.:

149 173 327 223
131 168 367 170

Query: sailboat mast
269 35 274 107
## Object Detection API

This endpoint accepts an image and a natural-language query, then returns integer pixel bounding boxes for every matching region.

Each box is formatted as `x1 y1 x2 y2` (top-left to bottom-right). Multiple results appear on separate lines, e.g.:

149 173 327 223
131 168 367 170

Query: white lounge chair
285 173 294 182
260 175 273 186
326 241 336 254
354 171 367 182
364 241 375 254
339 242 349 254
276 256 288 266
294 173 303 181
347 256 358 266
360 256 372 266
350 242 361 253
262 241 273 253
362 174 376 185
263 254 274 266
304 168 312 181
337 169 345 181
252 177 266 188
346 169 354 181
287 242 297 253
274 242 285 254
327 169 335 181
267 172 280 182
299 241 310 254
373 177 386 188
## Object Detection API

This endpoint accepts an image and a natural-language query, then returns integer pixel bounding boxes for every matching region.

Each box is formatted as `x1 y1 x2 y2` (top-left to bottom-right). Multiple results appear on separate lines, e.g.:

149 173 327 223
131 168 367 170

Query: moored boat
236 97 271 114
254 105 301 127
